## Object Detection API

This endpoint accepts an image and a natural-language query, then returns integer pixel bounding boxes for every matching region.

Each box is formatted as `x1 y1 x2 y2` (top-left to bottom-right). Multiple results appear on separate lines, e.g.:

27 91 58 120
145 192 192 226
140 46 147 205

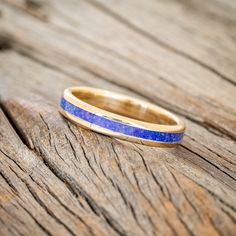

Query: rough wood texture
0 0 236 235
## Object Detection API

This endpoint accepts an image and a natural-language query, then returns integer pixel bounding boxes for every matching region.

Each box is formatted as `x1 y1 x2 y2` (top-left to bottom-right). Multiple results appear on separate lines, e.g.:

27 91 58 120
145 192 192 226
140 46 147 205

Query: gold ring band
59 87 185 147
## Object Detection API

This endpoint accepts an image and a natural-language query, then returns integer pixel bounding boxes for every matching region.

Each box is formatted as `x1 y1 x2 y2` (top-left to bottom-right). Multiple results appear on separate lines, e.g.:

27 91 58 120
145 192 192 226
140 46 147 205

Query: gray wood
0 0 236 235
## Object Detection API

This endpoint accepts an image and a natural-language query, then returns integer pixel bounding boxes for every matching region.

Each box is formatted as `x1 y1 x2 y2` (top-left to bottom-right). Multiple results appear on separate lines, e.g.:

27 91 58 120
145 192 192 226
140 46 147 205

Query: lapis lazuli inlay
60 98 184 143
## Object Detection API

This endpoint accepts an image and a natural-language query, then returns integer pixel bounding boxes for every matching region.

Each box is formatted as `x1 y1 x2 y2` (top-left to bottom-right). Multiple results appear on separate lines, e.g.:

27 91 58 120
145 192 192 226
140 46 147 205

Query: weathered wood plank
1 0 236 140
0 109 116 236
0 0 236 235
93 0 236 84
1 92 235 236
1 51 236 192
1 46 236 236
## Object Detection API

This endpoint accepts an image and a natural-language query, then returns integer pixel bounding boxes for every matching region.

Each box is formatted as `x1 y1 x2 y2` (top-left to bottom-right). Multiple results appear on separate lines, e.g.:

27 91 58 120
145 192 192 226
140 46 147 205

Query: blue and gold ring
59 87 185 147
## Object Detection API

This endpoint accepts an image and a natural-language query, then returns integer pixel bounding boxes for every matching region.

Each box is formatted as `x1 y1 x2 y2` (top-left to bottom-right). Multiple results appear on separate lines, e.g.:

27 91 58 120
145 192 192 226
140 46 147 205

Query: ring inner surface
73 91 177 125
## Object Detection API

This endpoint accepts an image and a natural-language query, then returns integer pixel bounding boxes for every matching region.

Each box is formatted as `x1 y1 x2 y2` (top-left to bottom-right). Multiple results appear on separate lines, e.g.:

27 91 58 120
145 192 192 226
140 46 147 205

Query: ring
59 87 185 147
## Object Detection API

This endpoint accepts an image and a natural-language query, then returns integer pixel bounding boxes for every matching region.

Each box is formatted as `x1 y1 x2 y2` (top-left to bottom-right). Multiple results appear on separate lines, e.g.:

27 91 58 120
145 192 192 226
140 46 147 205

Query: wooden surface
0 0 236 235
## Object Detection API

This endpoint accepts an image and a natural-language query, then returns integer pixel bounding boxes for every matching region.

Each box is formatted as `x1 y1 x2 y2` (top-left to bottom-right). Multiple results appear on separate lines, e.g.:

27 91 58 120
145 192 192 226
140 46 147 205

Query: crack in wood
0 170 19 195
2 1 236 142
181 145 236 183
85 0 236 87
2 29 235 142
1 1 236 233
16 201 52 236
10 167 77 236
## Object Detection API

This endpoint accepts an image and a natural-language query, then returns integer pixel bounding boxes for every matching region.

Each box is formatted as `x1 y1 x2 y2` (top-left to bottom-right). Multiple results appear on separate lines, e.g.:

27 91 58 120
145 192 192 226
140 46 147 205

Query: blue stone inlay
60 98 184 143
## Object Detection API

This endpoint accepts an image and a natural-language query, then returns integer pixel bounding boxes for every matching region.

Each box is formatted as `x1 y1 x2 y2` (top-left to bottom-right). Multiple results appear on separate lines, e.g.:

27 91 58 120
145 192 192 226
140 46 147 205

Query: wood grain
0 0 236 235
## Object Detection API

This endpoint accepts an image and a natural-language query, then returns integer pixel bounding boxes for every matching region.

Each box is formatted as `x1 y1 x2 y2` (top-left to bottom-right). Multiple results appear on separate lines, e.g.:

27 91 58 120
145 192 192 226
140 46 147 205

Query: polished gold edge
59 108 182 147
63 86 186 133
